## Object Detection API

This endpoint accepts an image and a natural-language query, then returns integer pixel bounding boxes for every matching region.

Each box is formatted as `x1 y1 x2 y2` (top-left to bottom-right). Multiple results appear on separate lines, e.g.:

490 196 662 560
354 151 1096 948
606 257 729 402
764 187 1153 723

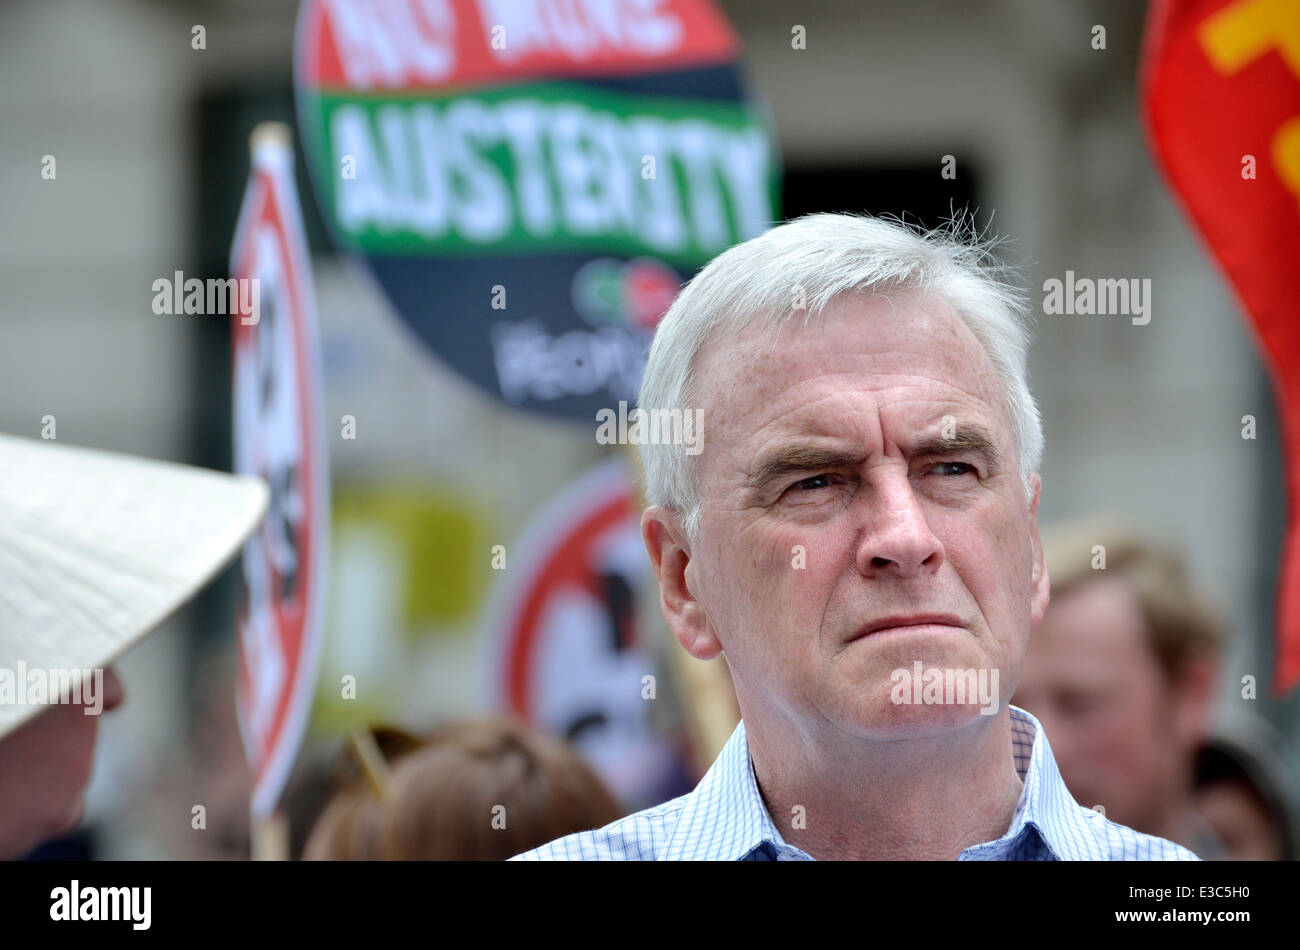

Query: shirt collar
662 704 1103 860
661 716 788 860
963 704 1105 860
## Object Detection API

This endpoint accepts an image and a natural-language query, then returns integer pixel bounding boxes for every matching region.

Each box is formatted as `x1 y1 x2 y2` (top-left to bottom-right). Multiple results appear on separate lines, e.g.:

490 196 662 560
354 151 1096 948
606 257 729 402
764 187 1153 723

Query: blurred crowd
7 515 1298 861
1013 519 1297 861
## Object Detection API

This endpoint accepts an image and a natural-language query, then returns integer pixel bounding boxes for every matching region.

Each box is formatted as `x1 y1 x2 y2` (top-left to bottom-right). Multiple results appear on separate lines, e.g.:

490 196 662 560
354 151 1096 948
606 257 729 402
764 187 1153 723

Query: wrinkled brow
747 446 865 491
912 425 1003 469
746 424 1003 492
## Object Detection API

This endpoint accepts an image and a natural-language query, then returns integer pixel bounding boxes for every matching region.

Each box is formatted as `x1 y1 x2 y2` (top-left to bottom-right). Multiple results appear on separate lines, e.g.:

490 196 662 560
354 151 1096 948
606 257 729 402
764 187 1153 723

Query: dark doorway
782 160 982 232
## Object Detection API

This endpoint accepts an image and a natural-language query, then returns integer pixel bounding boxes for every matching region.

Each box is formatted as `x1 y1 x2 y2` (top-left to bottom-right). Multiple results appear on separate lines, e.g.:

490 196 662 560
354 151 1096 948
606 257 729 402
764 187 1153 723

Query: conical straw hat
0 434 268 739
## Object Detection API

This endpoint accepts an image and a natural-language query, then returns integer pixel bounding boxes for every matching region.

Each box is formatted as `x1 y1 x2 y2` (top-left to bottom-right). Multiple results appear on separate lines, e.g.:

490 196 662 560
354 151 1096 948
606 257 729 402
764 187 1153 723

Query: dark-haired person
1194 717 1298 861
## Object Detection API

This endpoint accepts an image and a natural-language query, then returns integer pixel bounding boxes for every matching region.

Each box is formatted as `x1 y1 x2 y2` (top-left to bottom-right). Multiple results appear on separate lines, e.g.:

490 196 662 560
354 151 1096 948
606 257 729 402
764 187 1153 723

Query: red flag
1142 0 1300 693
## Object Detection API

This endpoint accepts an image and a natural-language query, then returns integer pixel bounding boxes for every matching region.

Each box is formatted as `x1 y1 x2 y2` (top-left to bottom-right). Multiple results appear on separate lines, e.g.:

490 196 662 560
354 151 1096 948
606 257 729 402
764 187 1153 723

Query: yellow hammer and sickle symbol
1199 0 1300 203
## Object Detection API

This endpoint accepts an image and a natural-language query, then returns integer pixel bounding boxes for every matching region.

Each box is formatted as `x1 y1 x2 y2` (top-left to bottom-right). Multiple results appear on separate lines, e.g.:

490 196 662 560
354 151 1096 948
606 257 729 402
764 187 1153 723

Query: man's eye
928 461 976 477
792 474 833 491
1057 692 1097 717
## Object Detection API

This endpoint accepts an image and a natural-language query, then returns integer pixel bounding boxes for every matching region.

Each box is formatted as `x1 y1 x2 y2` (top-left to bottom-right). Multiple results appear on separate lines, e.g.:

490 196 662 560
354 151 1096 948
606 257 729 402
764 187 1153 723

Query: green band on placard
301 81 778 264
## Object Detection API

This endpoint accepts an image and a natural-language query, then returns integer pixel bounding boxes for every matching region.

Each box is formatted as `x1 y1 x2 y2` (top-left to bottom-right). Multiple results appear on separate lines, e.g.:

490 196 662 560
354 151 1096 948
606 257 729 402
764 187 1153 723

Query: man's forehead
692 292 1009 446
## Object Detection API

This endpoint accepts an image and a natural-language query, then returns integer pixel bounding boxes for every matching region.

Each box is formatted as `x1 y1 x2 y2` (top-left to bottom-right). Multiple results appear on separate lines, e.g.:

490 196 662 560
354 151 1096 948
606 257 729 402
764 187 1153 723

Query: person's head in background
1193 720 1298 861
303 717 624 860
1012 521 1223 851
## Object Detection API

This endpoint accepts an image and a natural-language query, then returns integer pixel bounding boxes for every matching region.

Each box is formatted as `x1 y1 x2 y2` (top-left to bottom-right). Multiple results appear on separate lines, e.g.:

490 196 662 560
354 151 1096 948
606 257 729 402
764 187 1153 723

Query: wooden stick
348 725 391 799
250 810 289 861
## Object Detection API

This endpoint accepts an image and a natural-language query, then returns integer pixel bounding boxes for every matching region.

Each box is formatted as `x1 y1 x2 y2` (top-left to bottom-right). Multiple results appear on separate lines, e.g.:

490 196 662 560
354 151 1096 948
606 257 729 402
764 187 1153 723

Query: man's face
1013 578 1181 828
647 292 1048 743
0 666 123 858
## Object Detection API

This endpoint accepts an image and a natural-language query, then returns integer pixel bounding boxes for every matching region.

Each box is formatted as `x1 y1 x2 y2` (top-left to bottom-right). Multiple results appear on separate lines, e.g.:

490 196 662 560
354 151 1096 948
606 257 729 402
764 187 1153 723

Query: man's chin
43 794 86 841
838 632 990 678
833 689 1003 739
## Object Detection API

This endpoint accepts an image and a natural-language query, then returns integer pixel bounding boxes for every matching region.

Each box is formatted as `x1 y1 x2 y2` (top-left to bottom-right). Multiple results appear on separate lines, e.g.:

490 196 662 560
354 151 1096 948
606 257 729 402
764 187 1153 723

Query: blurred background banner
230 123 329 819
291 0 780 419
481 455 691 808
1142 0 1300 692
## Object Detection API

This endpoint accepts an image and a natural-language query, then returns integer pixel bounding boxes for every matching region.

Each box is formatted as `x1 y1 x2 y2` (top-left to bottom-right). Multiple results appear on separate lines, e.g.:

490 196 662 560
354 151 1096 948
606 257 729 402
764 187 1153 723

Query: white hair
637 212 1043 539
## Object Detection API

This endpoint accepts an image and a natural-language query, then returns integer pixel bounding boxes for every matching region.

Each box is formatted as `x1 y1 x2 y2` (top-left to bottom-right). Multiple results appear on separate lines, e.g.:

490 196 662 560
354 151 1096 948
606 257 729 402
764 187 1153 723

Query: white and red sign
483 457 686 806
230 125 330 816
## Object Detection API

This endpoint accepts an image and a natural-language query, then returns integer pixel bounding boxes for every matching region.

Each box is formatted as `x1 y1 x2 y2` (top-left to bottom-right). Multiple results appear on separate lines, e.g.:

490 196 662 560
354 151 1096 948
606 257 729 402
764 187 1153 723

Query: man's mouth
848 613 966 643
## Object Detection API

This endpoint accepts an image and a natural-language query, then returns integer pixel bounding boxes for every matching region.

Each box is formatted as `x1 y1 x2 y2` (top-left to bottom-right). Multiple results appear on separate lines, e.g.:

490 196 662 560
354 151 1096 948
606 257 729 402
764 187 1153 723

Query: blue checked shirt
511 705 1200 861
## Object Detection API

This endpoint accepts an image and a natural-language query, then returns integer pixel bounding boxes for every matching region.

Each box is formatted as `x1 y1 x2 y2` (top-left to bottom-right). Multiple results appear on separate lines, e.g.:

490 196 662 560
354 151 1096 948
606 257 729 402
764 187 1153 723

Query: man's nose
100 666 125 714
854 473 944 578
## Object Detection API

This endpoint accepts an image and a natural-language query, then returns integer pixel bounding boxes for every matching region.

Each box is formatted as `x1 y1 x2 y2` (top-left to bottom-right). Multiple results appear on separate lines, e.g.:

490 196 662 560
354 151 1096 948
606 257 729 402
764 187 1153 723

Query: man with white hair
513 212 1199 860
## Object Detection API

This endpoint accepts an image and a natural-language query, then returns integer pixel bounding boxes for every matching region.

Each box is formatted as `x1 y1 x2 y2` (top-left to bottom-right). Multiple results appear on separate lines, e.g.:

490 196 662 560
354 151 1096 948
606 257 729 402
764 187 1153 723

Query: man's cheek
733 536 804 626
722 519 807 583
770 519 842 570
49 710 100 790
41 793 87 841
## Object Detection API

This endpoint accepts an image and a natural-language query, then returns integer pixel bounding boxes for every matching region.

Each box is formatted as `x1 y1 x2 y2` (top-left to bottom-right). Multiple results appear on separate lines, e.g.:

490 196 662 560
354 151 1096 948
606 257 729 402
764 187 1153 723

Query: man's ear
641 506 723 660
1026 474 1051 626
1172 653 1219 749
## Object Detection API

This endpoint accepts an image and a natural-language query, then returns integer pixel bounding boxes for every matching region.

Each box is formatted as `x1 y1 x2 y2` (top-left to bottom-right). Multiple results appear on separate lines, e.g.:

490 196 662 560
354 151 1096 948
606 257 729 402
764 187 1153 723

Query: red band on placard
299 0 738 92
